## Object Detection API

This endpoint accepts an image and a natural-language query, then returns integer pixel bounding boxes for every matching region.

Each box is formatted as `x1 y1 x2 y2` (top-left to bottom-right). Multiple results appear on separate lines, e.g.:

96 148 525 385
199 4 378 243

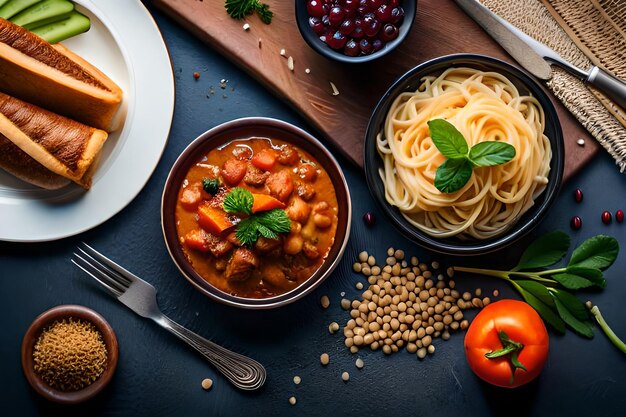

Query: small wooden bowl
21 305 119 404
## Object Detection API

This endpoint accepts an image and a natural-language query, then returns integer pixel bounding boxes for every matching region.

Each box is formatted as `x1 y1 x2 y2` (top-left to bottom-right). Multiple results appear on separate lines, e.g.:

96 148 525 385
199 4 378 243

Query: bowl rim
294 0 417 64
161 117 352 309
364 53 564 255
21 304 119 405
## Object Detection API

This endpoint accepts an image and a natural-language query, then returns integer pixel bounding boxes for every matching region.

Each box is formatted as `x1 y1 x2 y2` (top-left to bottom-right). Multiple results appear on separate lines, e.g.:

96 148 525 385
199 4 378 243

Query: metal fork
71 243 266 391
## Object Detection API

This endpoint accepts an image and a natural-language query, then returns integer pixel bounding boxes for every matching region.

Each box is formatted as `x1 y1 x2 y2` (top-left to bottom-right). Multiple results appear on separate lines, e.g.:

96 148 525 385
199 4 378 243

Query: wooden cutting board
153 0 598 182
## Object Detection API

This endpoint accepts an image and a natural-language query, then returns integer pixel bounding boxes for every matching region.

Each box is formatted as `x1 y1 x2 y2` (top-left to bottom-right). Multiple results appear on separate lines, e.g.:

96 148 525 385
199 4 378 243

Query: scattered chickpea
293 376 301 385
353 263 362 273
341 298 351 310
493 289 500 297
355 358 364 369
320 295 330 309
320 353 329 365
358 251 368 263
328 322 340 334
342 371 350 382
289 396 297 406
201 378 213 390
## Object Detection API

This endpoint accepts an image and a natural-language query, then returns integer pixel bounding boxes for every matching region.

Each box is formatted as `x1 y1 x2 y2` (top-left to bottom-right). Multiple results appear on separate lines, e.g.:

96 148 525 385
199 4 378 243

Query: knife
454 0 626 109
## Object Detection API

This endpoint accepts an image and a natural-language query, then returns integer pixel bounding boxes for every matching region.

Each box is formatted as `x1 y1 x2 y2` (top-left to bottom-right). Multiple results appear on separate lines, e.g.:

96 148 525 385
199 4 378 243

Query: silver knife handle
587 67 626 110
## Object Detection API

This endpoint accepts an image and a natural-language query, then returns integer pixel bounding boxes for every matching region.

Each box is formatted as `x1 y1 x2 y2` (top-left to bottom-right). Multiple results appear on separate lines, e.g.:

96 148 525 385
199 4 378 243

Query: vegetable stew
175 137 339 298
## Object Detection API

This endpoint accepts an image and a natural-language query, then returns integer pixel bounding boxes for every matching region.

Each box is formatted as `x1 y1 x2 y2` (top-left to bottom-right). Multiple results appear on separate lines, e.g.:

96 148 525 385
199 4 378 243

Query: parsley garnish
225 0 273 24
223 188 291 246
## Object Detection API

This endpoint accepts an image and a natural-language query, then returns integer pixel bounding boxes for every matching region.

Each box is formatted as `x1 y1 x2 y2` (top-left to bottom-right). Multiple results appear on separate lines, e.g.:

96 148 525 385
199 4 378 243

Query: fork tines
72 243 132 298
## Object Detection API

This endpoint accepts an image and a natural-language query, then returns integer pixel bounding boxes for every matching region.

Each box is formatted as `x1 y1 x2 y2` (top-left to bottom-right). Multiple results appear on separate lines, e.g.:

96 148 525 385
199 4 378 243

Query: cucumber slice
10 0 74 29
0 0 42 20
30 10 89 44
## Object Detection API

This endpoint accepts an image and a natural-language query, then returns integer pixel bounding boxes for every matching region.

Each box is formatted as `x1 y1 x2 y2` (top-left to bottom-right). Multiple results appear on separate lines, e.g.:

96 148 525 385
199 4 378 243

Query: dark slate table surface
2 2 625 416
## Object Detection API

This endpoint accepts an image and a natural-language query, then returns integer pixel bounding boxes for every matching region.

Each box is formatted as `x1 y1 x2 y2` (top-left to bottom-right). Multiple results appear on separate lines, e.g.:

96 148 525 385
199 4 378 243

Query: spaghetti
377 67 551 239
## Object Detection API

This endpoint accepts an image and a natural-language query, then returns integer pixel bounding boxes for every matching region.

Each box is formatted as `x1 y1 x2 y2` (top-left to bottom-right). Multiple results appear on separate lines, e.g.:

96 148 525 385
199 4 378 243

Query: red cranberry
344 39 360 56
363 212 376 226
344 0 359 15
573 188 583 203
379 23 399 41
359 38 373 54
602 210 612 224
372 38 384 51
376 4 393 22
309 17 327 35
328 6 345 26
307 0 326 18
616 209 624 223
327 31 348 49
339 19 356 35
390 6 405 24
351 26 364 39
363 16 381 37
388 0 400 7
367 0 383 9
570 216 582 230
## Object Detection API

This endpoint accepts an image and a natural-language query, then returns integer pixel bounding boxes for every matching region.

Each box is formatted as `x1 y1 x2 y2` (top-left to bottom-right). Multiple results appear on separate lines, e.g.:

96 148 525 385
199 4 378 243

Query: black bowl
161 117 352 308
364 54 564 255
295 1 417 64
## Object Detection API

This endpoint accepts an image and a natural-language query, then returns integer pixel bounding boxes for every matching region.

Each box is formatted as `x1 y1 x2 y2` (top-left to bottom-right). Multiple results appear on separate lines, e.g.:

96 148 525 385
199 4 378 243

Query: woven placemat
482 0 626 172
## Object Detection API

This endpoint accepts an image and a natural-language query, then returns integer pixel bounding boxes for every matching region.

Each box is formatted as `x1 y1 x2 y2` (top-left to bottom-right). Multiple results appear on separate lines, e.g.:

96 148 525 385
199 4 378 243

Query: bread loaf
0 18 122 132
0 91 108 189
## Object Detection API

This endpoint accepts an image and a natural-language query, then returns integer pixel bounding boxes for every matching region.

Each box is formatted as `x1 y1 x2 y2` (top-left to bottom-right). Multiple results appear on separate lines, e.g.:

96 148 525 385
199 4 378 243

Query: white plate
0 0 174 242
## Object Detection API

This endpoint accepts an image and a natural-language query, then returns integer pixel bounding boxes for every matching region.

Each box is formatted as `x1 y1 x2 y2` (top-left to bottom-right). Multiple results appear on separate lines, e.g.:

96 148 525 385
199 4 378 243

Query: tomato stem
485 329 527 385
587 302 626 355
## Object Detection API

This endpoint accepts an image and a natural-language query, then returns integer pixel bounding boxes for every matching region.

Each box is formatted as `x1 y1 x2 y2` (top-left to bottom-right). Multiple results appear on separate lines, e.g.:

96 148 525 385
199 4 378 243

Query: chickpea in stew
175 138 339 298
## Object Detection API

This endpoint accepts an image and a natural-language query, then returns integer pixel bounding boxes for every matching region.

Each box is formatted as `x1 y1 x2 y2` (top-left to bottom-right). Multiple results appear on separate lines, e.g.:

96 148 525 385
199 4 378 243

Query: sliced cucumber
0 0 42 20
30 10 89 43
10 0 74 29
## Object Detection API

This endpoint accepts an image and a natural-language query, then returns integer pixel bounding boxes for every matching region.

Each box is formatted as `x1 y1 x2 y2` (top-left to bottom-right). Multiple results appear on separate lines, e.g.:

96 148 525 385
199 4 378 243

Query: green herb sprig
453 231 619 339
223 187 290 246
428 119 516 193
202 178 220 196
225 0 273 24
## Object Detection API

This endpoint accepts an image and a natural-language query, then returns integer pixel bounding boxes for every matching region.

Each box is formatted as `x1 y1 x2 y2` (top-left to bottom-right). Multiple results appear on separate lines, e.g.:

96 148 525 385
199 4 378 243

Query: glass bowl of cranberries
296 0 417 63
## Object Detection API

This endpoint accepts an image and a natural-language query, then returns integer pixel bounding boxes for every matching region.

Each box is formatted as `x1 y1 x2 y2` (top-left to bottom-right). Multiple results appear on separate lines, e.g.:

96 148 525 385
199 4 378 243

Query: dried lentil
320 353 330 365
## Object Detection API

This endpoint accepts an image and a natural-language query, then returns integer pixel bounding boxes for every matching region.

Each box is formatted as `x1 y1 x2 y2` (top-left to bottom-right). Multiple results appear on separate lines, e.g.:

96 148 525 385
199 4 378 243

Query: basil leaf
516 280 555 307
235 217 260 247
552 296 594 338
427 119 468 159
552 273 595 290
513 231 570 271
550 289 589 321
566 266 606 288
468 141 516 167
434 158 473 193
568 235 619 270
517 287 565 333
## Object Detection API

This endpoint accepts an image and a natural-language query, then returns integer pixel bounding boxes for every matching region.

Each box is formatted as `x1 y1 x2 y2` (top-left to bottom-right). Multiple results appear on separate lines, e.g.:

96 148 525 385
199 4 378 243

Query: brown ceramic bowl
21 305 119 404
161 117 352 309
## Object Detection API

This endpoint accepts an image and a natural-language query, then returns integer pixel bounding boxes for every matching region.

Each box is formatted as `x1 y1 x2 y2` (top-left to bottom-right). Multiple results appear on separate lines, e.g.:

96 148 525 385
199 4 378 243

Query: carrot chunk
251 193 285 213
197 203 234 235
266 170 294 202
251 148 278 171
221 159 247 186
184 229 211 252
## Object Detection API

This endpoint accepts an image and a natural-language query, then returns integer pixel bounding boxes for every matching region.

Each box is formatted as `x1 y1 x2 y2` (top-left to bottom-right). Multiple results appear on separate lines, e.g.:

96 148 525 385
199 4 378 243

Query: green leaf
566 266 606 288
434 158 473 193
569 235 619 270
202 178 220 196
427 119 469 159
468 141 516 167
517 287 565 333
552 273 594 290
513 231 570 271
550 289 589 321
235 218 260 246
552 296 594 338
255 209 292 234
223 187 254 215
516 280 555 307
225 0 253 19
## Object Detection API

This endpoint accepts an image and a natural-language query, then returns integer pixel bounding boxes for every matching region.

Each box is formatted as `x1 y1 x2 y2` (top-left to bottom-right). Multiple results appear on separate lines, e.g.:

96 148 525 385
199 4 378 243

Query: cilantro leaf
234 208 291 246
225 0 273 24
223 188 253 215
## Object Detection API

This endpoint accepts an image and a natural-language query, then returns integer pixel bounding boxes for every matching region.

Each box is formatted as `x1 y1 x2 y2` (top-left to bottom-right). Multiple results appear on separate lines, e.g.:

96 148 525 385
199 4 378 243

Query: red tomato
464 299 549 388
